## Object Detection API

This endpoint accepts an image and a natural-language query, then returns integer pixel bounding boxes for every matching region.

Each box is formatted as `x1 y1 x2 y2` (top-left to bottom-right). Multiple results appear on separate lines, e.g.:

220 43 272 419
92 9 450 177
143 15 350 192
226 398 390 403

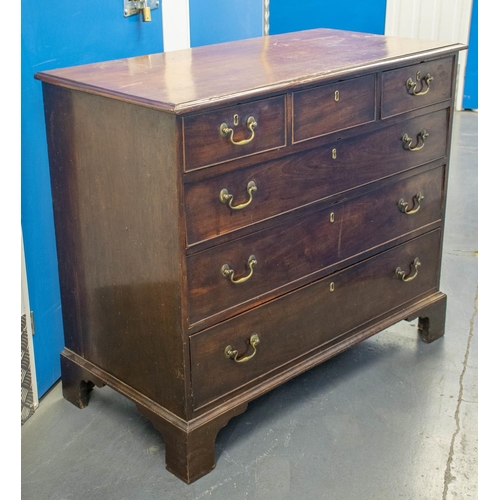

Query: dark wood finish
34 29 463 114
418 293 447 343
60 348 248 483
42 85 190 418
192 290 449 417
183 95 286 170
191 229 442 408
136 402 248 484
60 351 105 409
184 109 448 245
36 29 466 483
292 74 376 142
187 165 445 324
404 291 447 343
381 56 454 118
183 101 451 190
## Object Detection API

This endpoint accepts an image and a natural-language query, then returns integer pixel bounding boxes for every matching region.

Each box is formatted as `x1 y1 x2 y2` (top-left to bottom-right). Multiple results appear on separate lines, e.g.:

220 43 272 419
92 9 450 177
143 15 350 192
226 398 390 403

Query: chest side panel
43 84 188 417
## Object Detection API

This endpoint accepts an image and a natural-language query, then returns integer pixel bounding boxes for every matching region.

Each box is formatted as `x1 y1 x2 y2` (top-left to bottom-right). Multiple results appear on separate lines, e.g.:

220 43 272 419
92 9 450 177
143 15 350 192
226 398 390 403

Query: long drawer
190 228 442 409
186 165 445 324
184 108 448 246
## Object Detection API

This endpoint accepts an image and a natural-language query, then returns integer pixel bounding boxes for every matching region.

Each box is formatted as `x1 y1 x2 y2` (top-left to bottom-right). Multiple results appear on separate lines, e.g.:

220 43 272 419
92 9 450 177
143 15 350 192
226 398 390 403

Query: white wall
162 0 190 51
385 0 473 110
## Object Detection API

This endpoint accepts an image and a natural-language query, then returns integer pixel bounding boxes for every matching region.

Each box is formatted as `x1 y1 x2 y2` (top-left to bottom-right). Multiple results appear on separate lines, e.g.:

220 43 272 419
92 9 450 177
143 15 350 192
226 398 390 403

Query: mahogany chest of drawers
36 29 466 483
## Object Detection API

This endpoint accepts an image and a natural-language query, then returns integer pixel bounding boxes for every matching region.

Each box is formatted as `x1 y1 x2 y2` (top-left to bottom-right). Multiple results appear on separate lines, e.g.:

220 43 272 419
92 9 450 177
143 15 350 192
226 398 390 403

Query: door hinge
30 311 35 336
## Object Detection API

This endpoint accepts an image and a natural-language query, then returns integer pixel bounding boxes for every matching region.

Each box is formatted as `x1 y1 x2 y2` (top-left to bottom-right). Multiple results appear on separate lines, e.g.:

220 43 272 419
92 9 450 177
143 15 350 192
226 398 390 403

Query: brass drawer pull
395 257 421 282
224 333 260 363
221 255 257 284
220 116 258 146
220 181 257 210
406 71 433 96
398 191 424 214
402 129 429 151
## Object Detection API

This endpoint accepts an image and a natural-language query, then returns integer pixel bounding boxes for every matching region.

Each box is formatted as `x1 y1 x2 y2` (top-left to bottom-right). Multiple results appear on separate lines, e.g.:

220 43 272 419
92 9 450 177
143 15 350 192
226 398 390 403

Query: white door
385 0 474 110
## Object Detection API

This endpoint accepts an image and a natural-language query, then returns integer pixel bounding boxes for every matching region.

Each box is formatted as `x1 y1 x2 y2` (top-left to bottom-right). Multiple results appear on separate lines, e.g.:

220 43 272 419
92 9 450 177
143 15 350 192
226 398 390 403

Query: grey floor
22 111 478 500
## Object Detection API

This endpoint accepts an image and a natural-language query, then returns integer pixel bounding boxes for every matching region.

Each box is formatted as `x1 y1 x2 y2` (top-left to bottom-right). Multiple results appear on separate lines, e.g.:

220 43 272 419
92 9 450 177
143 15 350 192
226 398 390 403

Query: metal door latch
124 0 159 22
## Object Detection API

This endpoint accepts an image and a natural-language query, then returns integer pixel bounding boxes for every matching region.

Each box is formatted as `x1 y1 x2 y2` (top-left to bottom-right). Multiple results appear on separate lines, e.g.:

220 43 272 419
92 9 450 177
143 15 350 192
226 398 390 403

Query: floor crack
442 286 478 500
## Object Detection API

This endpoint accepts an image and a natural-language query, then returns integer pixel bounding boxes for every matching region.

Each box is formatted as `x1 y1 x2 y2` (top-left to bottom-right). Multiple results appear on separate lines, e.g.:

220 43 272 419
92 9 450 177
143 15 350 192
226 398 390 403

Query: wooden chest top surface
34 28 463 113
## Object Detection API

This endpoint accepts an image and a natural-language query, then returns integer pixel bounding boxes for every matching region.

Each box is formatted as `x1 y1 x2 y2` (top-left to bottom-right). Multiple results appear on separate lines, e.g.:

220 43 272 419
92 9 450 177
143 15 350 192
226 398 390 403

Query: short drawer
190 228 442 409
381 57 454 118
184 108 448 245
292 74 376 143
186 165 445 324
183 95 286 171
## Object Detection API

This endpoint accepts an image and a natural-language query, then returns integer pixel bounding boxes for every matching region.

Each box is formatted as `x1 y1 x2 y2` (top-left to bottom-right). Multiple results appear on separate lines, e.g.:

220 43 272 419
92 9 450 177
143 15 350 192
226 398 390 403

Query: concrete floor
21 111 478 500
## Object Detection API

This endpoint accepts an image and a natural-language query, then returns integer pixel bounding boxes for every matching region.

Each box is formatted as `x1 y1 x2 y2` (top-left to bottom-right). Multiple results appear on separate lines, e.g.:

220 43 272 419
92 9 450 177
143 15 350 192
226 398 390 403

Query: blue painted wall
270 0 387 35
21 3 164 396
462 0 478 109
189 0 263 47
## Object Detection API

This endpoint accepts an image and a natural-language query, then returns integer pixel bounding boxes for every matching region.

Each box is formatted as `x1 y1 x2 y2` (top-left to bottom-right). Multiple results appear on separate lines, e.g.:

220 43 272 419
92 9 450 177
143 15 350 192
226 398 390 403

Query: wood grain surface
187 165 445 324
38 28 466 482
190 229 442 408
183 95 286 170
43 84 189 417
184 109 449 245
292 74 376 142
381 56 455 118
35 29 463 114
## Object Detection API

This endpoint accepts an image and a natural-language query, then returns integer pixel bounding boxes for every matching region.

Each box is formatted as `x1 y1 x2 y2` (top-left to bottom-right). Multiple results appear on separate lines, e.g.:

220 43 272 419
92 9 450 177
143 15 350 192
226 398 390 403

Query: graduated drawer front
190 228 442 409
292 74 376 143
183 95 286 171
186 165 444 324
184 108 448 245
381 57 454 118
